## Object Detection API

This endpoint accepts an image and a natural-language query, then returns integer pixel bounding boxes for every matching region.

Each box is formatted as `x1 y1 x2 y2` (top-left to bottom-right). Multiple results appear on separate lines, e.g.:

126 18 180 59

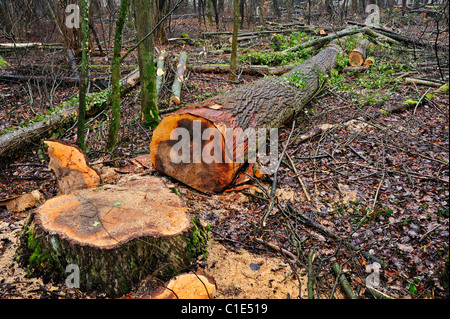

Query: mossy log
189 64 297 76
151 42 343 193
16 176 209 297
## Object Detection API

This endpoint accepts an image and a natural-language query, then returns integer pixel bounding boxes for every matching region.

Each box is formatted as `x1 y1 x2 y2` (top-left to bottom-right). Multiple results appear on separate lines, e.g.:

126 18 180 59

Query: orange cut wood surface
44 140 101 194
34 176 191 249
150 110 245 193
149 273 216 299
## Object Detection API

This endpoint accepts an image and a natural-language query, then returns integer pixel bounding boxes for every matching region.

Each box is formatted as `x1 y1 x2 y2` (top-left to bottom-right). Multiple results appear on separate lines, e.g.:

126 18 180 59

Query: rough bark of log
170 52 188 105
348 39 370 66
0 69 139 161
16 176 209 297
150 42 343 193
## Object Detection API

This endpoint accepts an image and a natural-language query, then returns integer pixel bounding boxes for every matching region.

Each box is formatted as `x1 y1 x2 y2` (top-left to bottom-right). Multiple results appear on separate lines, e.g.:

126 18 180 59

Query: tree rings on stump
17 176 209 297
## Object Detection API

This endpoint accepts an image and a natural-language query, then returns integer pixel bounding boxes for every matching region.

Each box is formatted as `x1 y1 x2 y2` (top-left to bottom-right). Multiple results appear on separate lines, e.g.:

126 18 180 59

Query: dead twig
286 153 311 202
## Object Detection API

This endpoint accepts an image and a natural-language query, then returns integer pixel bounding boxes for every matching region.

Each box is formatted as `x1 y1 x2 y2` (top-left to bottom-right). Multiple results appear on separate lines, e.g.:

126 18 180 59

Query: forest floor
0 12 448 299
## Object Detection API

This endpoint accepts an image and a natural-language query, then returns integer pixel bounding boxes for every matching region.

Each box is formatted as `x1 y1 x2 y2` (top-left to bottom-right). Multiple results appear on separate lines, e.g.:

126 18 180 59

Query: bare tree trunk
107 0 128 151
153 0 172 44
229 0 239 82
240 0 245 28
273 0 281 17
77 0 89 151
286 0 292 20
135 0 159 128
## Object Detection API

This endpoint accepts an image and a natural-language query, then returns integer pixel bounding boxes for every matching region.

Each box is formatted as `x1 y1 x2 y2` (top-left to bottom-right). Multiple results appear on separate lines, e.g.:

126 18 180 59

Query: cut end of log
44 140 101 194
170 96 181 105
150 111 239 193
149 273 216 299
0 190 44 212
348 51 365 67
34 176 191 249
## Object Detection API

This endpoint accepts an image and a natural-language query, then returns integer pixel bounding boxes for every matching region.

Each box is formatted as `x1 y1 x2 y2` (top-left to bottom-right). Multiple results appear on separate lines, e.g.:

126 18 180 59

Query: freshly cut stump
17 176 209 297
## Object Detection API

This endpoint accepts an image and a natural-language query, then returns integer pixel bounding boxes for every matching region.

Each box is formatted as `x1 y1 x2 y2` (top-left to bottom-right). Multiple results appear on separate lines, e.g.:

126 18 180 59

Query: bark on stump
150 43 343 193
16 176 209 297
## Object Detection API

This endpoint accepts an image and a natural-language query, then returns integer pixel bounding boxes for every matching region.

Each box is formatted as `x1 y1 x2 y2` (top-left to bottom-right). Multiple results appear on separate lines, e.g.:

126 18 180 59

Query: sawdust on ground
204 240 308 299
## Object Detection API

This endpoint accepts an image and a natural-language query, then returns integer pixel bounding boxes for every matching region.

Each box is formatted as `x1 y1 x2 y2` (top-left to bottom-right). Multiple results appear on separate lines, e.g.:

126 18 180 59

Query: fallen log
404 77 444 87
156 50 166 96
189 64 296 76
282 27 365 53
17 175 208 297
348 21 446 49
150 42 344 193
170 52 188 105
0 42 63 54
343 66 369 73
348 39 370 67
0 68 140 161
0 73 108 88
364 28 400 46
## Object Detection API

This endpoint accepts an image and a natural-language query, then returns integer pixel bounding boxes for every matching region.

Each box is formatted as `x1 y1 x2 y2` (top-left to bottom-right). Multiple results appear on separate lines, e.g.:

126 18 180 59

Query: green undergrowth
238 32 316 66
327 40 414 106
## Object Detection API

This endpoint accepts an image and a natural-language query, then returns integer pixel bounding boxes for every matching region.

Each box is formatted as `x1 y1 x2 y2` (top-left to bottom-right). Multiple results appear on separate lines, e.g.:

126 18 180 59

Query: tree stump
16 176 209 297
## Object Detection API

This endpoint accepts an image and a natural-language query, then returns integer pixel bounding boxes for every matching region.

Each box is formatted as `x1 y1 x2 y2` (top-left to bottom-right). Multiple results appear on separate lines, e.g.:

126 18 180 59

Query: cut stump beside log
17 176 209 297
